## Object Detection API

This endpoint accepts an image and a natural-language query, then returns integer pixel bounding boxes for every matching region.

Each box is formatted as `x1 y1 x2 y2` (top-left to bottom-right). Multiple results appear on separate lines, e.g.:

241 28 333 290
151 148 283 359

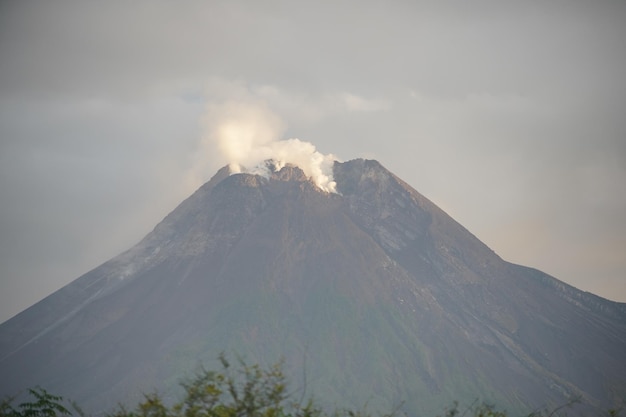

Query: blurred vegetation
1 356 621 417
1 387 73 417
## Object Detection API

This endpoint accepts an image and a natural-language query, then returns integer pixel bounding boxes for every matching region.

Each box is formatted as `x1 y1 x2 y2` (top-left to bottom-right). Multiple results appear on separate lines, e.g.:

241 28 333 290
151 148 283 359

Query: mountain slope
1 159 624 415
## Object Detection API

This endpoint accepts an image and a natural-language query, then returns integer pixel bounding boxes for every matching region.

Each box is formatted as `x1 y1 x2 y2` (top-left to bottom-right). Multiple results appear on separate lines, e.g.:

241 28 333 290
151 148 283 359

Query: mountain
1 159 625 415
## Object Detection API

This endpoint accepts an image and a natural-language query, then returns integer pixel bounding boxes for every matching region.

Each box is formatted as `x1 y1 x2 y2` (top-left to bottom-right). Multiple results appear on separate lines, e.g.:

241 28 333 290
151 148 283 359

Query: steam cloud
200 99 338 192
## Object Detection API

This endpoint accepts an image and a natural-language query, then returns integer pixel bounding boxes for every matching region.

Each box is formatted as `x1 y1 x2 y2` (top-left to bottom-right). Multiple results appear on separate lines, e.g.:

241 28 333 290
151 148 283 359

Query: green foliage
107 354 321 417
0 387 71 417
105 353 410 417
1 359 622 417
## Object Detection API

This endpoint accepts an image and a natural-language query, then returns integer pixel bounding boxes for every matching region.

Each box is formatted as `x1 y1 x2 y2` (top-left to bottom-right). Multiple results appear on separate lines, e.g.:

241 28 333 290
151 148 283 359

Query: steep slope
0 159 624 416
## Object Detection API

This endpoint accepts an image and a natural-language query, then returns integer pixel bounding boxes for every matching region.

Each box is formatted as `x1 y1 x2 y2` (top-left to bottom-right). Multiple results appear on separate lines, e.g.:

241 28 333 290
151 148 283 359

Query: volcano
1 159 625 415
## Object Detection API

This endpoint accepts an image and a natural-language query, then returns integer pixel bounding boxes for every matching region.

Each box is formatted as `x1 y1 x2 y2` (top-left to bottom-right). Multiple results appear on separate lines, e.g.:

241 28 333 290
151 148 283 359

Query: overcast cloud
1 0 625 323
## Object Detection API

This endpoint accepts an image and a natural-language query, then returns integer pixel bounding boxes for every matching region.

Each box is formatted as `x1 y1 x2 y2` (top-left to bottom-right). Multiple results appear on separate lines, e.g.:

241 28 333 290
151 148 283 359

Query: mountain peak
228 157 337 193
1 158 624 416
268 163 309 183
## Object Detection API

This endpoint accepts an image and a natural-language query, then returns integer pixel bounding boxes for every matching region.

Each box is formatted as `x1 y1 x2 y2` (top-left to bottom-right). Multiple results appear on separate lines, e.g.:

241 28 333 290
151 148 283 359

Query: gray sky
1 0 625 324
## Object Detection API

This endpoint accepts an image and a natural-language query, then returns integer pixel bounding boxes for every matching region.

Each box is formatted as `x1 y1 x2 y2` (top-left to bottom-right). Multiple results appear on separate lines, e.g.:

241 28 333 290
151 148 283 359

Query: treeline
0 355 621 417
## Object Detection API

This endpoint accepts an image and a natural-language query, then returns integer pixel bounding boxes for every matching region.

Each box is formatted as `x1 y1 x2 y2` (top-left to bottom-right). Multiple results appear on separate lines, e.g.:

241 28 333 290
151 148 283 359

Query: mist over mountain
1 159 625 416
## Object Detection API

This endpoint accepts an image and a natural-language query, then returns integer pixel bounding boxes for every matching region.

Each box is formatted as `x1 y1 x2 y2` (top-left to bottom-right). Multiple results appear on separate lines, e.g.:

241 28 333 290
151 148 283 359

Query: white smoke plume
195 96 338 193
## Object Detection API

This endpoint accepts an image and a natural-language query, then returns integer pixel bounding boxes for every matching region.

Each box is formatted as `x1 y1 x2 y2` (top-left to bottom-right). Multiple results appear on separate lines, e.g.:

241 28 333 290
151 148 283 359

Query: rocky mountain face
1 159 625 415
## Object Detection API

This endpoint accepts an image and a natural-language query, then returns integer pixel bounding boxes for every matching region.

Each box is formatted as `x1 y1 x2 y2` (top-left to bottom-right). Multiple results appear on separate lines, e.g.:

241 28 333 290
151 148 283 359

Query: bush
0 387 72 417
2 358 621 417
108 354 299 417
